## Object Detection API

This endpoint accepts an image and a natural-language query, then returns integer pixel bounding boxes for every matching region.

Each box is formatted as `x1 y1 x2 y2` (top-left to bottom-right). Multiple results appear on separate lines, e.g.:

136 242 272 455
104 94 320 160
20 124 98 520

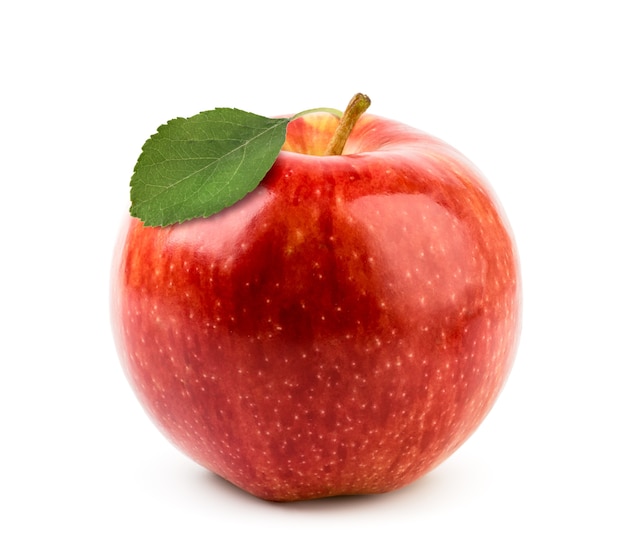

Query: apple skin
111 112 521 502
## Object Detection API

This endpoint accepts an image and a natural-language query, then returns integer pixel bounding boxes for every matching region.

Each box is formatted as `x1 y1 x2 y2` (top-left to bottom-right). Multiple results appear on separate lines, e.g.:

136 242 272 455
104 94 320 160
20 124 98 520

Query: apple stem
324 93 371 156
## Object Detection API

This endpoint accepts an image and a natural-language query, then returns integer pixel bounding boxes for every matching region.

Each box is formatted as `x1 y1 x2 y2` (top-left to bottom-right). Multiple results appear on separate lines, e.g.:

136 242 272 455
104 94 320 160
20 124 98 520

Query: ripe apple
111 106 521 502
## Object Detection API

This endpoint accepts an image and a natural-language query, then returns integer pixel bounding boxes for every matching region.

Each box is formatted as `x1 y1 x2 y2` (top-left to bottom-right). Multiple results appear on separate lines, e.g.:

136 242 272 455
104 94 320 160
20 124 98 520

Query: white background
2 1 624 532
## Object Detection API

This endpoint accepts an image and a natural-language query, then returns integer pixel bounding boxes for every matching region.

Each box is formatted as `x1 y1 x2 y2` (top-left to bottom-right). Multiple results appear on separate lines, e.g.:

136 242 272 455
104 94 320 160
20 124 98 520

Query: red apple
111 109 521 502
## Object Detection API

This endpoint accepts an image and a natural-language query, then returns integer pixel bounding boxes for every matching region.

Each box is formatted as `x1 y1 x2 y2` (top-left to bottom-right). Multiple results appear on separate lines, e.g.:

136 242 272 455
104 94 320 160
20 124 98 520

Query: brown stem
324 93 371 156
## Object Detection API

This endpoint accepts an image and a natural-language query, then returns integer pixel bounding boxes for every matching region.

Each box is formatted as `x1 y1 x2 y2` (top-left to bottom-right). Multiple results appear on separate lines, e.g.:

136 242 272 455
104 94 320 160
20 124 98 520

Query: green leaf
130 108 290 227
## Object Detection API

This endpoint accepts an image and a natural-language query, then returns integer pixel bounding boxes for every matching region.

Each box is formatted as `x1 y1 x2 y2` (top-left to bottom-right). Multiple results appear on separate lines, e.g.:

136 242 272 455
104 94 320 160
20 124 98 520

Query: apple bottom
121 308 513 502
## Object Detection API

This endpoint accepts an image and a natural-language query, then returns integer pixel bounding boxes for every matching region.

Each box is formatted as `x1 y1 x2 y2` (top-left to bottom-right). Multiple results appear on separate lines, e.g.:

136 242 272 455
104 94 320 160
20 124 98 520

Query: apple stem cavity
291 107 344 120
324 93 371 156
